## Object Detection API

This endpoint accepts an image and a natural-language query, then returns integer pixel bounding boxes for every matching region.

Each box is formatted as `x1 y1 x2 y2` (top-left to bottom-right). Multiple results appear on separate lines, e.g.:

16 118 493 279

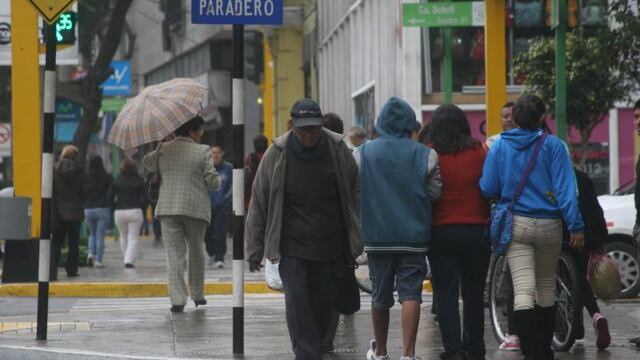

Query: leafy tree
58 0 134 162
514 1 640 165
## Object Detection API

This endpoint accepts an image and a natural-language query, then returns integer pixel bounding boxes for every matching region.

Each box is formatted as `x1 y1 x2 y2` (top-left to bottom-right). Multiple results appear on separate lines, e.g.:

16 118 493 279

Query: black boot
513 309 537 360
535 305 556 360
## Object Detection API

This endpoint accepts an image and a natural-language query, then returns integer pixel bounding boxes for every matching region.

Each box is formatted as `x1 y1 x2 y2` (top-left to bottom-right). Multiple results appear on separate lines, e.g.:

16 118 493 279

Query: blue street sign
101 60 132 96
191 0 283 25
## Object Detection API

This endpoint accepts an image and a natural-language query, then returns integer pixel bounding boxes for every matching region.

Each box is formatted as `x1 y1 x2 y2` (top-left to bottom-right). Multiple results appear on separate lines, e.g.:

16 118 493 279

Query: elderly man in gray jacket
246 99 362 360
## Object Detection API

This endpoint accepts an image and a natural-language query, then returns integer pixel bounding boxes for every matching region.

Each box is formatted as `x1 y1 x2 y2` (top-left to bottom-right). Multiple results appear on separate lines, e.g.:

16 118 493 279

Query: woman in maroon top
428 104 490 360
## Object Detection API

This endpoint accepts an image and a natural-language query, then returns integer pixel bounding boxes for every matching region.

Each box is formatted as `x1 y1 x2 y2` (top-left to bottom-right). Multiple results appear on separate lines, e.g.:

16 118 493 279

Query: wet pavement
1 236 264 285
0 294 638 359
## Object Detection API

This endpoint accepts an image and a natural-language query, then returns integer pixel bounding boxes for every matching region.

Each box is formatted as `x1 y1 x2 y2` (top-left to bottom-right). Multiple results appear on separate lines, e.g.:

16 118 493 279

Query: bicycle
489 249 581 352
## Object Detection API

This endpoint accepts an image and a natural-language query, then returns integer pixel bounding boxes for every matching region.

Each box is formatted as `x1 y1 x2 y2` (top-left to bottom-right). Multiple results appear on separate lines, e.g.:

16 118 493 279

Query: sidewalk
0 236 271 297
0 294 638 360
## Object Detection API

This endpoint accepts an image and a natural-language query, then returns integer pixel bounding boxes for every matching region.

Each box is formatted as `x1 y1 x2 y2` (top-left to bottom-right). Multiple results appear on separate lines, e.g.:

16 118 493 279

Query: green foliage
514 1 640 147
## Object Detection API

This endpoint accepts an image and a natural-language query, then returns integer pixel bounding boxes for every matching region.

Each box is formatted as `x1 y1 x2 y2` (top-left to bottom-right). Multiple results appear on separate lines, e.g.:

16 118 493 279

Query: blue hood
375 97 416 138
500 128 543 150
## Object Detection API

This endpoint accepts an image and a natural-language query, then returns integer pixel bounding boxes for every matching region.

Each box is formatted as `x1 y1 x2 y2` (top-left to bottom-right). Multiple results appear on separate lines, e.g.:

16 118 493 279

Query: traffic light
55 12 76 45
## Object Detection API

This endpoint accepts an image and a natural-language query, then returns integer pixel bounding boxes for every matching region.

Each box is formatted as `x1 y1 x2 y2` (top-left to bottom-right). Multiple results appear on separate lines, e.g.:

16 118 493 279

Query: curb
0 346 217 360
0 281 433 298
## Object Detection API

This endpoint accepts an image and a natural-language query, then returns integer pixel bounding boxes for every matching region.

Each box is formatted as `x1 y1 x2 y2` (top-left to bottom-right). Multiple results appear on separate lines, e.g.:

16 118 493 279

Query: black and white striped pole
37 23 56 341
231 24 245 355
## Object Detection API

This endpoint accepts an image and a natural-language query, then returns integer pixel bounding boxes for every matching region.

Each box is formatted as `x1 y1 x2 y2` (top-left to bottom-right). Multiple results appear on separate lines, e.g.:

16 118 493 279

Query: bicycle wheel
489 254 513 344
552 252 581 352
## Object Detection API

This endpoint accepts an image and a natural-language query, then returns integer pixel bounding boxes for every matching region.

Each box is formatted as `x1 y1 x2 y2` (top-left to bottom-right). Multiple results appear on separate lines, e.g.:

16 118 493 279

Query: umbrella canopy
107 78 207 149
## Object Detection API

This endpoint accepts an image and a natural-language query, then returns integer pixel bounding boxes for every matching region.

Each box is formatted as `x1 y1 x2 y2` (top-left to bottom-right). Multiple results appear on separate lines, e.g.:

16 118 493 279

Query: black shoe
465 352 486 360
193 299 207 308
125 263 135 268
170 305 185 313
439 351 467 360
67 272 79 277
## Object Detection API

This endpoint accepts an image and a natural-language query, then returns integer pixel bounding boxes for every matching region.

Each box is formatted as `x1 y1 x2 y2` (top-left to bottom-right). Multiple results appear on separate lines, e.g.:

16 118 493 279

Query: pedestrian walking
484 101 520 352
109 158 148 269
566 168 611 350
244 134 268 210
143 116 220 313
320 111 345 353
347 126 368 149
82 155 112 268
356 97 442 360
51 145 85 280
485 102 515 148
245 98 362 360
204 143 232 268
480 94 585 360
629 99 640 350
427 104 490 360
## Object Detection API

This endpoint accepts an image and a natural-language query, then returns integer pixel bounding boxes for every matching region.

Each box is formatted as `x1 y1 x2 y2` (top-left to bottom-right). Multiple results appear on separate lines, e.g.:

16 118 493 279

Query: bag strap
509 133 547 209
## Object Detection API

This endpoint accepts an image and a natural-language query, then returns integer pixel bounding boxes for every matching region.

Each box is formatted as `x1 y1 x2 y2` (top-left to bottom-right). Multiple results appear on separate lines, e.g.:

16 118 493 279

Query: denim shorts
368 253 427 310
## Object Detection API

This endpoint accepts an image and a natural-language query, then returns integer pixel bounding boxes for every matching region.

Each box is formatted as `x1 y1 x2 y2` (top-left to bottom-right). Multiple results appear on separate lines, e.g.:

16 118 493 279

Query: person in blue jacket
480 94 584 360
205 143 233 268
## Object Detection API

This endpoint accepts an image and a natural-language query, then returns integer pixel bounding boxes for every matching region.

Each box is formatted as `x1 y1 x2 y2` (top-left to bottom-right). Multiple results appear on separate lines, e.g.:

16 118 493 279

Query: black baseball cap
290 98 323 127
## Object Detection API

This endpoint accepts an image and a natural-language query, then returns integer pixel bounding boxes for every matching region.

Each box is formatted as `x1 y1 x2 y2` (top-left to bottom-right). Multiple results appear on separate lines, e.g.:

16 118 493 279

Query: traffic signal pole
554 0 568 142
231 24 245 355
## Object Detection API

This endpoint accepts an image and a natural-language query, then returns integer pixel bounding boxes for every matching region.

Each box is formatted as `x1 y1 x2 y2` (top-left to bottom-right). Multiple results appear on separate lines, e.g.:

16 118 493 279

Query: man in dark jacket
51 145 84 280
631 99 640 349
245 98 362 360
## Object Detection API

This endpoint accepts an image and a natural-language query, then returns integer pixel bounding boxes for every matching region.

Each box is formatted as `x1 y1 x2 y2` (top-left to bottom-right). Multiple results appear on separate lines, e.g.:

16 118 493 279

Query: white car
597 181 640 298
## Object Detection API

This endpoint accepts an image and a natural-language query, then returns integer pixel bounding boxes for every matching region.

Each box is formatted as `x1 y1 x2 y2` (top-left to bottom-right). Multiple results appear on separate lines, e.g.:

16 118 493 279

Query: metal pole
443 28 453 104
37 23 56 341
555 0 567 141
231 24 245 355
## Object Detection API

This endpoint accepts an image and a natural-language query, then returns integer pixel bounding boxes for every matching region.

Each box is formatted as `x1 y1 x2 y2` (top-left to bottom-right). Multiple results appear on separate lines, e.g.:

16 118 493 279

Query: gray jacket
143 137 220 223
245 129 363 263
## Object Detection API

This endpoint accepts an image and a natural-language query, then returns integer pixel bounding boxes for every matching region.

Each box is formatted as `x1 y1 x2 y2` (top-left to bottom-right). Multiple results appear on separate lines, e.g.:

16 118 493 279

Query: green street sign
101 97 127 112
403 2 485 27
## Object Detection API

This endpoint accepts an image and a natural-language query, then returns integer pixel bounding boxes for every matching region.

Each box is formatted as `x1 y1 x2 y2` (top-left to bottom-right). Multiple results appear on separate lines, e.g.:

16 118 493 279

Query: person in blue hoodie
356 97 442 360
204 143 233 268
480 94 584 360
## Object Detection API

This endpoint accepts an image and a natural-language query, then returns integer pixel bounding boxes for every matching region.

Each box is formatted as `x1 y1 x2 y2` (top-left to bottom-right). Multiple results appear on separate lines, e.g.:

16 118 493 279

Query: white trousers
115 208 144 265
507 215 562 311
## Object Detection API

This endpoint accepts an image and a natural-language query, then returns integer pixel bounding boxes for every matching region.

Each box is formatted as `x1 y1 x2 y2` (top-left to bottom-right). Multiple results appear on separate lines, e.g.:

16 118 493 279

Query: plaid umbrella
107 78 207 149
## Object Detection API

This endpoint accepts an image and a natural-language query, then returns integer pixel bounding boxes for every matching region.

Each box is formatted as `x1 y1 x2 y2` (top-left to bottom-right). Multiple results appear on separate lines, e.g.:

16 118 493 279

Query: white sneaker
366 340 389 360
94 261 105 268
214 261 224 269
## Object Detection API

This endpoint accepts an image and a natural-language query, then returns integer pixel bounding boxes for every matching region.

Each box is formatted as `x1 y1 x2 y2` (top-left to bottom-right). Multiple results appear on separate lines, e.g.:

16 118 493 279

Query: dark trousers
204 207 230 261
429 225 490 356
51 220 81 280
567 247 600 338
279 256 336 360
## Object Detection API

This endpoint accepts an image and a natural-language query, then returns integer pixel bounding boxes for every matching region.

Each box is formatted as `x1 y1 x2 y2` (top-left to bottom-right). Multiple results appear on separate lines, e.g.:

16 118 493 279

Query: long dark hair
429 104 479 154
87 155 107 177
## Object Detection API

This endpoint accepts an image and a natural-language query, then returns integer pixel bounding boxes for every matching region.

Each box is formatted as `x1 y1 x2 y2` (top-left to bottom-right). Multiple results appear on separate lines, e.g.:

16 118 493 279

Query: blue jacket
359 97 442 254
210 161 233 210
480 129 584 232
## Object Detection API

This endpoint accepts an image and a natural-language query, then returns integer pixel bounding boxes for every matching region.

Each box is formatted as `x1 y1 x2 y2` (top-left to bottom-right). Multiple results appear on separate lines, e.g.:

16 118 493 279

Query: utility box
0 195 37 283
0 197 32 240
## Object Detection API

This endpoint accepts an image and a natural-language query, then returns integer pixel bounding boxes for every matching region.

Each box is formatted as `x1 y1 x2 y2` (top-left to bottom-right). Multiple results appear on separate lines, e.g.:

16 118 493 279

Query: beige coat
143 137 220 223
245 129 363 263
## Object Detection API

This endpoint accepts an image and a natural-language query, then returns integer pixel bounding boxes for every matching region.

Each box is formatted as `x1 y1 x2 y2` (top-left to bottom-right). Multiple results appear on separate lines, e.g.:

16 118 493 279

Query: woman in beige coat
144 116 220 312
